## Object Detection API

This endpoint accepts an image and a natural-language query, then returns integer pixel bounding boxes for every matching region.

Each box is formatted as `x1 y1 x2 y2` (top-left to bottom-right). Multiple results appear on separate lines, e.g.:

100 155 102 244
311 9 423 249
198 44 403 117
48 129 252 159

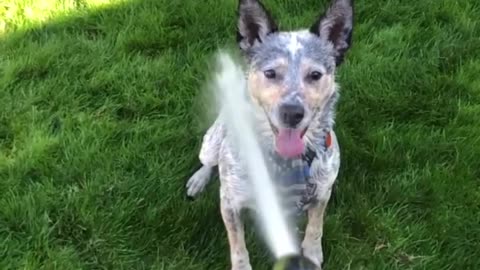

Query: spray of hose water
210 51 316 270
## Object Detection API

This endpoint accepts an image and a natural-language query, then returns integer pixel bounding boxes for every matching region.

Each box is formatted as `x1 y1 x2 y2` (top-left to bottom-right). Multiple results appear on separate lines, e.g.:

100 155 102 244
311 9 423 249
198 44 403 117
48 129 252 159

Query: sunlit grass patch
0 0 127 34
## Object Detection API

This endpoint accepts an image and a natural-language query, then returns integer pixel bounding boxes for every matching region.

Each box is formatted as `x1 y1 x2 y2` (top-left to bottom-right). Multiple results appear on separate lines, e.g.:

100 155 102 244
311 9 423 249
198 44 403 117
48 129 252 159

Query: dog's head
237 0 353 158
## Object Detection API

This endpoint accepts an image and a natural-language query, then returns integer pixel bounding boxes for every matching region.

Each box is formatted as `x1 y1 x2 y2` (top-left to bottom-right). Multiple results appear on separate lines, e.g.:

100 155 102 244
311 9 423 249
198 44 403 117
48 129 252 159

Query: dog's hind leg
186 118 225 198
186 163 217 200
186 165 215 197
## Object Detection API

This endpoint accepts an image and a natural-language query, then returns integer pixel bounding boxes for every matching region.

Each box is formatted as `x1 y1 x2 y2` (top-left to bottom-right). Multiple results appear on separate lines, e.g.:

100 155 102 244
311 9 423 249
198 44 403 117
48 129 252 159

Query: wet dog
186 0 353 269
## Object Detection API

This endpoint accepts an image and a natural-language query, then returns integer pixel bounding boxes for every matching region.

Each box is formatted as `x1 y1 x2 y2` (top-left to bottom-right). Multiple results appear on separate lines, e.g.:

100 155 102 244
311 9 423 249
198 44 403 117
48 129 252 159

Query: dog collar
325 131 332 148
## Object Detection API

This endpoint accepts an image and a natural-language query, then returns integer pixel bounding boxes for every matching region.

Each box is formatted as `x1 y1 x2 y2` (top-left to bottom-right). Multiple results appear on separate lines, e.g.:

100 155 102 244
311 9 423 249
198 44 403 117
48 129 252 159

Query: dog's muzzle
279 102 305 128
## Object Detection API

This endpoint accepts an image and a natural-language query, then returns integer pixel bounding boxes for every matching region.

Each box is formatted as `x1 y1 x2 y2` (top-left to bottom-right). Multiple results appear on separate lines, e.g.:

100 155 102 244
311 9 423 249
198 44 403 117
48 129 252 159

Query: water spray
211 51 317 270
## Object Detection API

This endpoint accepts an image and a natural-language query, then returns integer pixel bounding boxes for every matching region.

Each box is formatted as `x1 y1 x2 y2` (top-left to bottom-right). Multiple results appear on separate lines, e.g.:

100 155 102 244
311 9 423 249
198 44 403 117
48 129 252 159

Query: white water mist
210 51 299 258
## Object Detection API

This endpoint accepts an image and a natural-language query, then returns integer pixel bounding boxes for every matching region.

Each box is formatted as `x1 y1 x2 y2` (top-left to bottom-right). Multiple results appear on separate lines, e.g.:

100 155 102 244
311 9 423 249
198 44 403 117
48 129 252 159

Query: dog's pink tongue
275 129 305 158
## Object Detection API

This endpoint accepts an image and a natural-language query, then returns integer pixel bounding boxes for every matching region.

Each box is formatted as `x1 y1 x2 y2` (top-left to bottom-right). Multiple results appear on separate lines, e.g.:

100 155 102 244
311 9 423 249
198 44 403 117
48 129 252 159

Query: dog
186 0 353 269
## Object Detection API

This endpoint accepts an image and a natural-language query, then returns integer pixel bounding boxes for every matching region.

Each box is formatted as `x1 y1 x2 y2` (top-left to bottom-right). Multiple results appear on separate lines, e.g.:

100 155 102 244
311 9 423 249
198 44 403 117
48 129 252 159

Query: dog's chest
263 148 318 216
218 129 337 213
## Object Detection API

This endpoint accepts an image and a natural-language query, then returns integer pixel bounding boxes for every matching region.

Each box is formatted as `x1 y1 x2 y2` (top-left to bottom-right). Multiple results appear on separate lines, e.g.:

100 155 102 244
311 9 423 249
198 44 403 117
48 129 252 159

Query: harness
264 131 333 218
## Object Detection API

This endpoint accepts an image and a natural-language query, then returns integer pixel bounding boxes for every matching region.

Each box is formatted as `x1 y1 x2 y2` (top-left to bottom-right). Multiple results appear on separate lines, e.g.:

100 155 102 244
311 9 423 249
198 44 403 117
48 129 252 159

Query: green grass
0 0 479 269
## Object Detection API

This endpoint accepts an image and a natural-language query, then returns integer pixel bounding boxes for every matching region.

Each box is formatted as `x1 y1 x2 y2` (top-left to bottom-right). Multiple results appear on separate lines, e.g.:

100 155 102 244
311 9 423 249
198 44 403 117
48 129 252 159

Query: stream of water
210 51 299 258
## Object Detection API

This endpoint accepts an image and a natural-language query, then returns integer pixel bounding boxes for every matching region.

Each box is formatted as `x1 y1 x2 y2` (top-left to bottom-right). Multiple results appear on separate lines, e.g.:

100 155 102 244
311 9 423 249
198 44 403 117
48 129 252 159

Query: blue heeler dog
186 0 353 269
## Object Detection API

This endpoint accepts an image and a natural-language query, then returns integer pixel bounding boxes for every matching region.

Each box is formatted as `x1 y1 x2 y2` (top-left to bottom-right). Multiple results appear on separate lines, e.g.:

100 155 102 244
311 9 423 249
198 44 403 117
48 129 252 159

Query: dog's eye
264 69 276 79
308 71 323 81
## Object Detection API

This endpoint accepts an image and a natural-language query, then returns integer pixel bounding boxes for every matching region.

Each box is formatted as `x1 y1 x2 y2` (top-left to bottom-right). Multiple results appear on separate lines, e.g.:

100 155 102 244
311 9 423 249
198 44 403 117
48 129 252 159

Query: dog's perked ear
310 0 354 66
237 0 278 51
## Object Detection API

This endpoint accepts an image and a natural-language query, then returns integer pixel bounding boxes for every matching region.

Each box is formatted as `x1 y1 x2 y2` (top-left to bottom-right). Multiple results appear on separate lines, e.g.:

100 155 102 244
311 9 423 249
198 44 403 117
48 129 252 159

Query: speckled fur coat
186 0 353 269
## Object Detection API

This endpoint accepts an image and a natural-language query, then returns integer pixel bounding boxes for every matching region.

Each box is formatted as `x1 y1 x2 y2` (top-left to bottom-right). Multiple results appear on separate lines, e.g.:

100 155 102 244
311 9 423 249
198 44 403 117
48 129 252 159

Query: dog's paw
186 166 212 197
302 243 323 269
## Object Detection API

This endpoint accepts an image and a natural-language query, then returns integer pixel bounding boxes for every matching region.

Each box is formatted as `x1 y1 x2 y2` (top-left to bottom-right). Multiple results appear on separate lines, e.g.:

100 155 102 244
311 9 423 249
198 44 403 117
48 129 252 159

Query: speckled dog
186 0 353 269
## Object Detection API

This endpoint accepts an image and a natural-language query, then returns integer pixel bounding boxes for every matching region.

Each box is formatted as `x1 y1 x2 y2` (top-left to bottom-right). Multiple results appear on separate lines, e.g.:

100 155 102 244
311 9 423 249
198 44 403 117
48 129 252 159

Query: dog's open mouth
269 120 308 158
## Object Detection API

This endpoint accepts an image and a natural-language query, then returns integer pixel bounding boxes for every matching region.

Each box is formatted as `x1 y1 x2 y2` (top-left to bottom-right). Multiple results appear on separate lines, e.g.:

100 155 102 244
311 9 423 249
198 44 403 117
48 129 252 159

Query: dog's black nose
279 103 305 127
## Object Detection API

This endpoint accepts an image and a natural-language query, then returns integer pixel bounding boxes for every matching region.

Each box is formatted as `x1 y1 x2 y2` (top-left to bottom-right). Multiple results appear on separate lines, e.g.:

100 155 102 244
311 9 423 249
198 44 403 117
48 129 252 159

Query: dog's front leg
302 149 339 269
220 194 251 270
301 199 328 269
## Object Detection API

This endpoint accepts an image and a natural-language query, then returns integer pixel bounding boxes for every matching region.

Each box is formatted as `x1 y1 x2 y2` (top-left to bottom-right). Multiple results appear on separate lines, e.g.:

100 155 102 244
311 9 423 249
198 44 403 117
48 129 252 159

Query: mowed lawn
1 0 479 269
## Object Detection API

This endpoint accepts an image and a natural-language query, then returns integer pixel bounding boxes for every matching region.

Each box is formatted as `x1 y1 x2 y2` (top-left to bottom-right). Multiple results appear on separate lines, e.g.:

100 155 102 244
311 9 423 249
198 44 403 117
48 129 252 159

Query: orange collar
325 131 332 148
